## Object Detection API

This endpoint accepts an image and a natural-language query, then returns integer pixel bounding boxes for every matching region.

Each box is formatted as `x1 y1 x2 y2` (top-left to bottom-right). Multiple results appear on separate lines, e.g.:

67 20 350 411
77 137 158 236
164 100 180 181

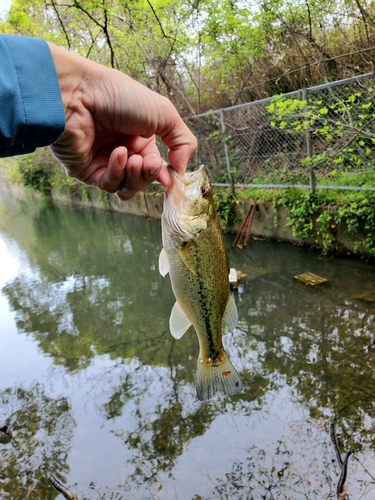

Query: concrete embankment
2 182 370 257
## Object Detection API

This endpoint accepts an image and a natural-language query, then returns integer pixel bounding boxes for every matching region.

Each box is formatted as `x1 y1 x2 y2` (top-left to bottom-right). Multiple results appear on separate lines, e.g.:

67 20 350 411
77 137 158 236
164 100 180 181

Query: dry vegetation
1 0 375 115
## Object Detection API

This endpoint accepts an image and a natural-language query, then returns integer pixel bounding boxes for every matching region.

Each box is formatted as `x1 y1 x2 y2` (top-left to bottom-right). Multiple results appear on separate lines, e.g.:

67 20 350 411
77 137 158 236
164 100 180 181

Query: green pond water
1 193 375 499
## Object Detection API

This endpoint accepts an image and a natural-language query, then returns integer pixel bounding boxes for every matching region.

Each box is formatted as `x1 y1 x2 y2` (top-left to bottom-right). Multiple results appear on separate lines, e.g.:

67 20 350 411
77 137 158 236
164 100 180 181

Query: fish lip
185 164 205 186
165 167 183 197
165 164 205 195
164 167 184 208
167 164 205 182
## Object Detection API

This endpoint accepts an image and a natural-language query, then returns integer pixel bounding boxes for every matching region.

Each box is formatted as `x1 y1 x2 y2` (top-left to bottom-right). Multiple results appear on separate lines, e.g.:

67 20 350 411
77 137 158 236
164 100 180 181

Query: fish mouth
163 164 209 238
184 164 206 185
165 164 206 199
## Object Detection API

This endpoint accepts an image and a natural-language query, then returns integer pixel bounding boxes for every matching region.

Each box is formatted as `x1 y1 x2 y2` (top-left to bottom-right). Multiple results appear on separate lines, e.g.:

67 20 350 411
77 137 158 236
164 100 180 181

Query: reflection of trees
1 200 177 371
199 418 375 499
206 244 375 498
122 399 217 485
0 383 75 499
200 425 338 499
227 240 375 451
239 282 375 455
93 336 271 492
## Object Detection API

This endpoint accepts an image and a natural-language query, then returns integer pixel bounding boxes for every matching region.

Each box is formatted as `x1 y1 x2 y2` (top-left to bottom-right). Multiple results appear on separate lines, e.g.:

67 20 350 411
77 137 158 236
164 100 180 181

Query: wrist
47 42 96 121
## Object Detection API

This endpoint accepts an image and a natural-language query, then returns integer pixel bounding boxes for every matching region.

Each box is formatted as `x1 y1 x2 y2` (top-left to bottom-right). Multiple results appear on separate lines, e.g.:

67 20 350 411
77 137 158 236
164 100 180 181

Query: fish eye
201 186 210 197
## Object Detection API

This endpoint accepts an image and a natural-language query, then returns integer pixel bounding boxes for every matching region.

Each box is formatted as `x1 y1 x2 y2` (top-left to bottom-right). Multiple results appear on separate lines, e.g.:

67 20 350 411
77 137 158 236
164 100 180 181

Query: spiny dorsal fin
170 301 192 339
158 247 170 277
222 294 238 333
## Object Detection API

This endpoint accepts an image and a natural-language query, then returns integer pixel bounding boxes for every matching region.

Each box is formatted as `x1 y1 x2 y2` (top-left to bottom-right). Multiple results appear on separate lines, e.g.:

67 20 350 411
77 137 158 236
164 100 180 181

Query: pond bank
2 181 371 258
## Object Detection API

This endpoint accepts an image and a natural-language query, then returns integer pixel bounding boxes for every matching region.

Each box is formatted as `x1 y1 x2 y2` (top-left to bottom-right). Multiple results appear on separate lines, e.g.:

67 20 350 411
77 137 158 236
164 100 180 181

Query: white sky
0 0 11 13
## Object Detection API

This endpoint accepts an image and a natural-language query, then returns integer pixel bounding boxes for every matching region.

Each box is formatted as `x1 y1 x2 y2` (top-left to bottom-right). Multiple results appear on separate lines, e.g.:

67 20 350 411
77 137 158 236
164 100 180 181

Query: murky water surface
1 194 375 500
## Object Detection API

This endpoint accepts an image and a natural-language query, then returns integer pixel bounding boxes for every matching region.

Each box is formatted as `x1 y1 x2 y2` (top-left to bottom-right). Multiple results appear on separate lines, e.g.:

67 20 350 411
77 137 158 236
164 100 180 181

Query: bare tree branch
48 0 71 50
72 0 118 68
245 46 375 93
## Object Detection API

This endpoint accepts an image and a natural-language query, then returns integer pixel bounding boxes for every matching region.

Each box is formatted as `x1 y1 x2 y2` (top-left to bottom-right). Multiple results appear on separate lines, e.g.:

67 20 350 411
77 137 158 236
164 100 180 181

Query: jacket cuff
0 35 65 157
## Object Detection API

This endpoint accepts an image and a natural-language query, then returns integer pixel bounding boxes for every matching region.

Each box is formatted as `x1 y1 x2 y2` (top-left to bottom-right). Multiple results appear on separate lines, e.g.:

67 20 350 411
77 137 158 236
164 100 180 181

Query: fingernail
162 161 169 168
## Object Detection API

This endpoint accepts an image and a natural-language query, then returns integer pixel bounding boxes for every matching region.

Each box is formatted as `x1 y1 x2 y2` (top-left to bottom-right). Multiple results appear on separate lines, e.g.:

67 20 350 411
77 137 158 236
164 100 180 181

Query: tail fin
196 352 243 401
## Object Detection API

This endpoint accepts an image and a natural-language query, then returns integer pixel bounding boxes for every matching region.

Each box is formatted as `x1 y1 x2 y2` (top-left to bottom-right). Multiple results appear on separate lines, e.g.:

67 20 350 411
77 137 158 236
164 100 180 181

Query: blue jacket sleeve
0 35 65 157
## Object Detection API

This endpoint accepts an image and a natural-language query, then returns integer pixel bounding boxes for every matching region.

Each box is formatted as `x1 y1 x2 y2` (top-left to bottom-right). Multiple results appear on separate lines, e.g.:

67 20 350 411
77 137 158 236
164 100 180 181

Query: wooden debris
294 272 328 286
353 290 375 303
232 203 257 248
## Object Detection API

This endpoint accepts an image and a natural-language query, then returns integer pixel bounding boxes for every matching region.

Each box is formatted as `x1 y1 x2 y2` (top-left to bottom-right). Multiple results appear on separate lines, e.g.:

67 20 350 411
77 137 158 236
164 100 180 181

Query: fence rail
176 72 375 192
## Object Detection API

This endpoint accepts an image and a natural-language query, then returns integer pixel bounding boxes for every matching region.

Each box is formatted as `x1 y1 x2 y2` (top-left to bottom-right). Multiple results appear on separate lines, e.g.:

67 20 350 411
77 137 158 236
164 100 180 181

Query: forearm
0 35 65 157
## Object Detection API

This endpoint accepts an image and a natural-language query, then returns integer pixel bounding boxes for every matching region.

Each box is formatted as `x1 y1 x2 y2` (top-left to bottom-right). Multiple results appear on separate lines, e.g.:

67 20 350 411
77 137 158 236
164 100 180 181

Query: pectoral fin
177 245 196 275
159 247 170 277
170 301 192 339
222 295 238 333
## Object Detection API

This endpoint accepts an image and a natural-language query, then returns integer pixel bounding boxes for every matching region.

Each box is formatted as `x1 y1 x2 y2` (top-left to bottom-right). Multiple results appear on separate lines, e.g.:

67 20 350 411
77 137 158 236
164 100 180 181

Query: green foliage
275 191 318 240
234 186 375 257
11 149 57 195
7 148 96 201
213 189 238 226
266 86 375 184
2 0 375 258
3 0 375 113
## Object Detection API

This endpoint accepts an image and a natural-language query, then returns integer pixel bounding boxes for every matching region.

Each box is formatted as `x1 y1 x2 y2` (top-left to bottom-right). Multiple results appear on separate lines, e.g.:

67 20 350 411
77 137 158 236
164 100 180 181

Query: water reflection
0 195 375 498
0 382 75 499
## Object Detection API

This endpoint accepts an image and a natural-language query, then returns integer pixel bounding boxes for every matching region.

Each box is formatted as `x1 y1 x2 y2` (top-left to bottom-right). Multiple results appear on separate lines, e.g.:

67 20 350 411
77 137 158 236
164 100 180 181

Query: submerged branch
330 423 352 499
45 471 78 500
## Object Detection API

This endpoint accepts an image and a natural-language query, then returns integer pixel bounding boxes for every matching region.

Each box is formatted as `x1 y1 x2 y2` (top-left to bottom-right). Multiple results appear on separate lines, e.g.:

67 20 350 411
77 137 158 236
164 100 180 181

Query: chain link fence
178 72 375 191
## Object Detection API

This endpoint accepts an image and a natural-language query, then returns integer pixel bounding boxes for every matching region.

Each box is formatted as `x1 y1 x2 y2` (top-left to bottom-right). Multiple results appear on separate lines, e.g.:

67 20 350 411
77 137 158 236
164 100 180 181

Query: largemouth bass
159 164 243 401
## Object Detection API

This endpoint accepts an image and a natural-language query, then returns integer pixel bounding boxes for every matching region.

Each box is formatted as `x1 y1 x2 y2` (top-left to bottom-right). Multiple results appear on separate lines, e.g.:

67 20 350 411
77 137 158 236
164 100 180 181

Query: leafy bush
213 189 238 226
234 186 375 257
7 148 59 195
7 147 83 197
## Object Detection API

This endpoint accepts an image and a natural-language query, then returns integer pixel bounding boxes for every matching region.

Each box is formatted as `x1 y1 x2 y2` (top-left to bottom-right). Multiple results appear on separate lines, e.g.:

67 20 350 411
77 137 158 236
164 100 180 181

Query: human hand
47 43 197 200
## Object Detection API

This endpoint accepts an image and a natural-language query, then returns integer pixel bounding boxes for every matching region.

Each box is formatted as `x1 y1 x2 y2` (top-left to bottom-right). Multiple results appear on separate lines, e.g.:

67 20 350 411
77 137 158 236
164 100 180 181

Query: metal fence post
219 109 234 194
302 88 315 193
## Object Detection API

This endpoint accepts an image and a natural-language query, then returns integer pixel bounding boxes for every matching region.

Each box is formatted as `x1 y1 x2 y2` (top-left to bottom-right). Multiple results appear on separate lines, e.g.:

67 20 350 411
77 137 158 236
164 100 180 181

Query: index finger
157 101 197 175
165 125 197 174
